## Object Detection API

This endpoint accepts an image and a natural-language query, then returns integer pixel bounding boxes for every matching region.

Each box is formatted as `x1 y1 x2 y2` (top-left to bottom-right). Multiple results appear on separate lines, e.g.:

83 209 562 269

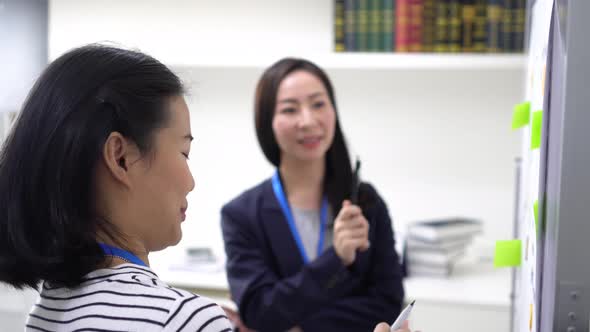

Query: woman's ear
102 132 139 188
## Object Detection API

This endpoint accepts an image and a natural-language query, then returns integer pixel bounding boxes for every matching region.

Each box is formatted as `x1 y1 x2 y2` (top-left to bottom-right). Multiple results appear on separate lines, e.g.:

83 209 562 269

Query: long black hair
0 44 184 290
254 58 373 213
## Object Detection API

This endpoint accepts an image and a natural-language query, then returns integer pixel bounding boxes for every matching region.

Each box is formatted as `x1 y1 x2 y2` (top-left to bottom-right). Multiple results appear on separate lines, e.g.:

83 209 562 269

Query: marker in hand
390 300 415 332
350 157 361 204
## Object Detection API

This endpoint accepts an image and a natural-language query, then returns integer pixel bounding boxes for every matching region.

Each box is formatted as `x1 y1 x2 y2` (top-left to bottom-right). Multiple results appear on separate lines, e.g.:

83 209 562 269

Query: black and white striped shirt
26 264 232 332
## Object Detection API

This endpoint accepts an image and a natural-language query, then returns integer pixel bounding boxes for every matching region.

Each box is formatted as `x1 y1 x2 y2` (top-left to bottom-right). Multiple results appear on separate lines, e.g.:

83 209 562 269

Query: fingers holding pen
333 200 370 266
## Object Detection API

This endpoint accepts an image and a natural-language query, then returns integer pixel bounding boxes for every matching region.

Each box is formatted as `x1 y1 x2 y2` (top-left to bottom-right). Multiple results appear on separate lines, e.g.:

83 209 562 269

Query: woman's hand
333 200 370 266
374 320 415 332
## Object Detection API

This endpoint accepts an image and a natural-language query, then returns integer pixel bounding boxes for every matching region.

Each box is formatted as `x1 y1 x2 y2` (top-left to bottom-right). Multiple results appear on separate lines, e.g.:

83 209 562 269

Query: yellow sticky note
494 240 522 268
534 200 539 233
529 303 533 330
512 102 531 129
531 111 543 149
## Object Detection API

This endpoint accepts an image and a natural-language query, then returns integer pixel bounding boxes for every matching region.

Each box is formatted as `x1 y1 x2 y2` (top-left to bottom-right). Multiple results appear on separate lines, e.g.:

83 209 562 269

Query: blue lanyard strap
99 243 148 267
271 171 328 264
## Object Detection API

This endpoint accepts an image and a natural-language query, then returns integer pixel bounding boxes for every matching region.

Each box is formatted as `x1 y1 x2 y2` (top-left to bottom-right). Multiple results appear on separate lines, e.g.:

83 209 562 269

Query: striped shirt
26 264 232 332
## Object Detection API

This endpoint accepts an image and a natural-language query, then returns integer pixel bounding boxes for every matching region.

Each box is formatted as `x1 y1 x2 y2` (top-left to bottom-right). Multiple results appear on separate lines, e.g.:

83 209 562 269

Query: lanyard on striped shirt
271 171 328 264
99 243 148 267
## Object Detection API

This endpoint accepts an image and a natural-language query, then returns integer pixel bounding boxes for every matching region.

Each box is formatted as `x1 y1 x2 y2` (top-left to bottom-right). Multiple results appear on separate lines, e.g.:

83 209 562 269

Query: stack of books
403 217 483 277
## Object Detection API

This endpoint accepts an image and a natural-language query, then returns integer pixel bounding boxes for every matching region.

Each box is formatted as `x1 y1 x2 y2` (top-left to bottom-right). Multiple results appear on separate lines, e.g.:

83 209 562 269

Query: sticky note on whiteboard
512 102 531 129
494 240 522 268
531 111 543 150
529 303 533 331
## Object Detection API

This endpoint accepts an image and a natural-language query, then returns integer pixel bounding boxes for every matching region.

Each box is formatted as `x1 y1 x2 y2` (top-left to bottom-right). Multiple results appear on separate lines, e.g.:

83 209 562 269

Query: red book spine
395 0 411 51
408 0 424 52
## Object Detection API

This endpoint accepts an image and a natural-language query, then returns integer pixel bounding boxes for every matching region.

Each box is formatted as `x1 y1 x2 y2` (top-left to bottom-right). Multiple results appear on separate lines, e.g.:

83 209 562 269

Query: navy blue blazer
221 178 404 332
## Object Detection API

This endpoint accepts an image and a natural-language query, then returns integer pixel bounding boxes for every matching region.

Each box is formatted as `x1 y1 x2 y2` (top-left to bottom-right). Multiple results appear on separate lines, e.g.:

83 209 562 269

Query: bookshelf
48 0 526 71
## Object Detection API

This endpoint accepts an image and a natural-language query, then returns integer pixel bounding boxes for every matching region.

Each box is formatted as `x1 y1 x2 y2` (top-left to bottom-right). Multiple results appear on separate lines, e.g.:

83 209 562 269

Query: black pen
350 158 361 205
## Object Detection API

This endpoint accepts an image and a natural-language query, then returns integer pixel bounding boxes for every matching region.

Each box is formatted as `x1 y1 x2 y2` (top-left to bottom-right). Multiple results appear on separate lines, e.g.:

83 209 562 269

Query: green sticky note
531 111 543 149
512 102 531 129
494 240 522 268
534 200 539 232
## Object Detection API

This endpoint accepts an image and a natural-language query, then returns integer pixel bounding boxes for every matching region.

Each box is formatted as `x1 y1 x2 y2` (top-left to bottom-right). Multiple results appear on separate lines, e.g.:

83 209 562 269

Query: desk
152 258 511 332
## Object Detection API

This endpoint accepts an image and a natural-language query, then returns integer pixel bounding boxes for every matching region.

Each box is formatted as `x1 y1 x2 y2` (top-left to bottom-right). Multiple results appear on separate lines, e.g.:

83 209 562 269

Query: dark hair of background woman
0 44 184 290
254 58 374 214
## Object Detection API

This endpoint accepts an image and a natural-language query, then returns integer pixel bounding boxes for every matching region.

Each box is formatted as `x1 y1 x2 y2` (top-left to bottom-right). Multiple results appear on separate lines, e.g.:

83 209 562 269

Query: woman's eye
280 107 296 114
312 101 325 109
182 152 190 160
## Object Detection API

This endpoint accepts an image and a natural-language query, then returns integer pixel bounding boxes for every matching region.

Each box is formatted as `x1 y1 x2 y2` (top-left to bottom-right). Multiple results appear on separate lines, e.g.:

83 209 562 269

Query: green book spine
447 0 462 52
422 0 436 52
344 0 357 51
369 0 383 51
382 0 395 51
462 0 476 52
335 0 346 52
486 0 503 52
434 0 450 52
357 0 370 51
473 0 487 52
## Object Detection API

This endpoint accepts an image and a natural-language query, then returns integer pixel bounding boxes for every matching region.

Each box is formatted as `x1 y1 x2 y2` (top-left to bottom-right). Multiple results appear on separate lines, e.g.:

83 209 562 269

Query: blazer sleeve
221 204 359 332
301 188 405 329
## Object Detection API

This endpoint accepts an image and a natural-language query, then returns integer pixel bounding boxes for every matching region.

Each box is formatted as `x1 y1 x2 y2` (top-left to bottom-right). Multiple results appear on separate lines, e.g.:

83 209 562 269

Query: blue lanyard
99 243 148 267
271 171 328 264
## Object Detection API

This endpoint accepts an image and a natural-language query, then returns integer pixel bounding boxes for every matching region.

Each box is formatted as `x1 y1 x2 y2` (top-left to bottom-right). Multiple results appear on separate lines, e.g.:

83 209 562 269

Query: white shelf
170 53 526 71
403 260 511 308
153 258 510 308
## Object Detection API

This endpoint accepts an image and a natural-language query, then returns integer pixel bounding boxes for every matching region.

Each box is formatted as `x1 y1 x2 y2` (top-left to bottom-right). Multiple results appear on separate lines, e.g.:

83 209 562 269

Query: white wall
0 0 48 112
174 67 523 257
47 0 524 258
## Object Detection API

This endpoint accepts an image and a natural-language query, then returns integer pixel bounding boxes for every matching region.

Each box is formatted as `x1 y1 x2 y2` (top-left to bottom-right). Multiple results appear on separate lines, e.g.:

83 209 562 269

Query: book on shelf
369 0 383 51
512 0 526 52
503 0 525 52
407 217 483 243
383 0 395 51
434 0 450 52
395 0 411 51
473 0 488 52
335 0 346 51
462 0 476 52
406 236 472 251
357 0 370 51
406 245 465 265
408 0 423 52
344 0 357 51
406 261 454 277
486 0 503 52
421 0 436 52
447 0 463 52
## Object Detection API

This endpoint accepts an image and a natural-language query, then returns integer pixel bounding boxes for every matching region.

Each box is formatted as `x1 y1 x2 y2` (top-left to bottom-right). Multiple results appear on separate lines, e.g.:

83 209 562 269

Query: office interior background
0 1 528 331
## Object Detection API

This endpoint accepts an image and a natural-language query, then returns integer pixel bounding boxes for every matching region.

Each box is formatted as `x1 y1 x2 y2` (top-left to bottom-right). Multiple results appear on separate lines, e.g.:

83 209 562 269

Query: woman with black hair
0 44 232 331
221 58 406 331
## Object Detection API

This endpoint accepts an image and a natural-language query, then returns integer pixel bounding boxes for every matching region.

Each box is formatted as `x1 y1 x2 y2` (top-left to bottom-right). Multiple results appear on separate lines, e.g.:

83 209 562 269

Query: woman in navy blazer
221 58 405 332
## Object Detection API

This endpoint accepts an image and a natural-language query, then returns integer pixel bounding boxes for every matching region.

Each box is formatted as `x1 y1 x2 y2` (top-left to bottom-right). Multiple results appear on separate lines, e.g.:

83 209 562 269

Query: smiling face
271 70 336 165
126 96 195 251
